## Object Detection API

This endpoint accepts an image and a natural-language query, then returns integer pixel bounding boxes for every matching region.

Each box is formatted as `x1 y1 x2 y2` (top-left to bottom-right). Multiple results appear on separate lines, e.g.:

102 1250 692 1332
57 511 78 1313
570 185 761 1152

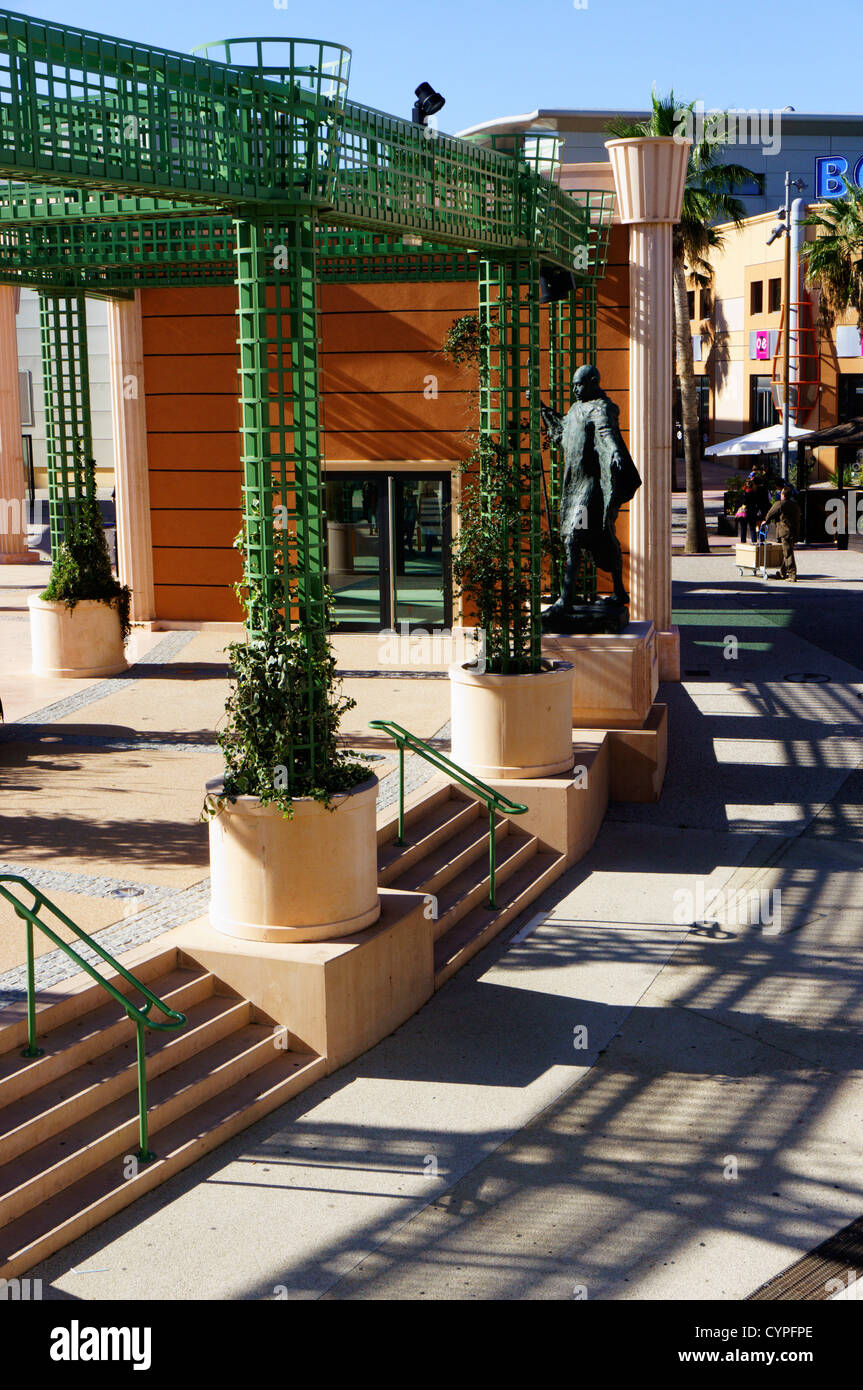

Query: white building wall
16 289 115 496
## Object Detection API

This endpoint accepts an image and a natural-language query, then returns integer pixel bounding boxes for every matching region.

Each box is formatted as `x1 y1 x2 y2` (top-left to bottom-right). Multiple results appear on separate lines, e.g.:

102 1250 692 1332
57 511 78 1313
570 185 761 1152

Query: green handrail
369 720 528 909
0 874 186 1164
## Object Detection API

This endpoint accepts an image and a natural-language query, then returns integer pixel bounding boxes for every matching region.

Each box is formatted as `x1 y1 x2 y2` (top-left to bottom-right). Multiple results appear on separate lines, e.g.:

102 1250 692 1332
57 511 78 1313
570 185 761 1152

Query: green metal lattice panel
477 255 544 671
38 289 92 552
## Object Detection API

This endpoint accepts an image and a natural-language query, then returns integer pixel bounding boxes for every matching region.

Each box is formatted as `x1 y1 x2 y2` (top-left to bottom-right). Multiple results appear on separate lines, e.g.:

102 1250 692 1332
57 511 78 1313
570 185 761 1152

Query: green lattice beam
0 9 612 268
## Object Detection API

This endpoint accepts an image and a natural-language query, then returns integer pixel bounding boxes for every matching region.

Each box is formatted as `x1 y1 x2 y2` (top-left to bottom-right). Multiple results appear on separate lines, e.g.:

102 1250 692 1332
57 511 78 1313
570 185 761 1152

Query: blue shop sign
815 155 863 198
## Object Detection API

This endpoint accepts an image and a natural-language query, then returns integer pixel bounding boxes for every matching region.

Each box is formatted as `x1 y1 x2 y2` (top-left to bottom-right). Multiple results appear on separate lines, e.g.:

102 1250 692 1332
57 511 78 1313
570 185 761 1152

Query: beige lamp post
605 136 690 680
0 286 39 563
107 291 156 621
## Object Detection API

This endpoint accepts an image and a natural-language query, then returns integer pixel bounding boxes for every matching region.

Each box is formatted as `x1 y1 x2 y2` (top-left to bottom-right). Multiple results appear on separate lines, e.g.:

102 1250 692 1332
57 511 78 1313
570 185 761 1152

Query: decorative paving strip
0 862 171 902
0 876 212 1002
11 630 198 727
336 669 449 680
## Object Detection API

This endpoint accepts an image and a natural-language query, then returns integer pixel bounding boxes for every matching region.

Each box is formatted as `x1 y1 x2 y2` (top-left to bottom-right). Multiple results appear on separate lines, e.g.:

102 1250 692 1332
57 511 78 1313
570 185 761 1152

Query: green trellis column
547 296 572 599
234 211 329 780
477 255 543 672
38 292 93 554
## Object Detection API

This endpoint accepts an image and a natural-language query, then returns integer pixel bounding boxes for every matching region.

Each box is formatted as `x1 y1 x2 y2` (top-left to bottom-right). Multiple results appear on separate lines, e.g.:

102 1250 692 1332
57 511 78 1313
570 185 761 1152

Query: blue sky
12 0 863 133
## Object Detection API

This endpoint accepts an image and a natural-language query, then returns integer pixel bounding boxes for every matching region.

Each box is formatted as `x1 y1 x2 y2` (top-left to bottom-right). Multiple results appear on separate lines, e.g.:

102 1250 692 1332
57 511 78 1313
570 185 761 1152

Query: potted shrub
204 536 378 943
449 434 575 781
28 450 130 678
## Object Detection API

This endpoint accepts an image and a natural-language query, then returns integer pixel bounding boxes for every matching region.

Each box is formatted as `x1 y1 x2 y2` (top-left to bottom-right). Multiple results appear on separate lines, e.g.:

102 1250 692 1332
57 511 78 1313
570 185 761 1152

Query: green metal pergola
0 8 612 779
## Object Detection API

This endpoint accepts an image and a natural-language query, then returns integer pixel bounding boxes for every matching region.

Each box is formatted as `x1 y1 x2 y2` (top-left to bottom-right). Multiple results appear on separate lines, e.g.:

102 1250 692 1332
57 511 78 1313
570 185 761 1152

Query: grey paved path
28 547 863 1302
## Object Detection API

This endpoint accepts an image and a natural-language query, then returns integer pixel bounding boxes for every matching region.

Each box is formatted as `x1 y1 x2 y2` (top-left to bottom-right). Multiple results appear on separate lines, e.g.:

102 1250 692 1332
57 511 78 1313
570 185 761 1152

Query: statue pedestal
543 620 658 729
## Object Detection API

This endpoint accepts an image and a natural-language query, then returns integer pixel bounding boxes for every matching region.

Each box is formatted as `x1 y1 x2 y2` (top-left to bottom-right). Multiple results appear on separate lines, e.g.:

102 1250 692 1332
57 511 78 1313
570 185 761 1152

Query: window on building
18 370 33 427
838 375 863 422
674 375 711 455
768 277 782 313
750 281 763 315
750 374 780 429
686 290 695 320
699 288 712 321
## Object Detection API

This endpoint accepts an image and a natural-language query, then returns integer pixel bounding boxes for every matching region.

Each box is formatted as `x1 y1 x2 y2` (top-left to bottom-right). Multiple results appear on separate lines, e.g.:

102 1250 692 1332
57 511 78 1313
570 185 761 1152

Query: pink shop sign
755 331 770 360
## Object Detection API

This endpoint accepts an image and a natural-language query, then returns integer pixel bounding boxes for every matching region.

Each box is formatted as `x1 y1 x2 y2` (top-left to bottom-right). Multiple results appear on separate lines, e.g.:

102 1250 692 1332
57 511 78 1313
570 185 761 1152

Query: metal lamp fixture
412 81 445 125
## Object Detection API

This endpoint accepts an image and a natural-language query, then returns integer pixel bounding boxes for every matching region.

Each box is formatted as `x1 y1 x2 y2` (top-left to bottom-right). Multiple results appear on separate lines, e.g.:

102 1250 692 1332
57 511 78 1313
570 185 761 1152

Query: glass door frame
324 469 452 632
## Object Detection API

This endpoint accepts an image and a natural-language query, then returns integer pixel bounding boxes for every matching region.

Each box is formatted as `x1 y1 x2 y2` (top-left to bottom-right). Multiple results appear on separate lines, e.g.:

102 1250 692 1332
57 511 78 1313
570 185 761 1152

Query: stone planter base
207 775 381 943
28 595 128 678
449 661 575 780
544 621 658 728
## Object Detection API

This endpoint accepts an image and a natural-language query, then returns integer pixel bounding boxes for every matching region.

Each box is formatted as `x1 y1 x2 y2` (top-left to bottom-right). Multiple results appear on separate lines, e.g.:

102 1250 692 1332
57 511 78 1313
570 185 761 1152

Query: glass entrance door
393 476 448 627
324 475 384 627
325 471 451 631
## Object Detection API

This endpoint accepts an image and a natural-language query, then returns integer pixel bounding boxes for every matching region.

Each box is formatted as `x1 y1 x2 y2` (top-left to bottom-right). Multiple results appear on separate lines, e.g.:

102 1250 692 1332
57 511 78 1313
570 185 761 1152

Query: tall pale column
0 286 37 562
107 291 155 621
606 137 689 680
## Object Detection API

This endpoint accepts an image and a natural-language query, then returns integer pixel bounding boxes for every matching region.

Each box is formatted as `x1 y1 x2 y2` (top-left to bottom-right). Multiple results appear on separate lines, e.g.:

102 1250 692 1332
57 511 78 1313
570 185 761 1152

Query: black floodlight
539 263 576 304
412 82 445 125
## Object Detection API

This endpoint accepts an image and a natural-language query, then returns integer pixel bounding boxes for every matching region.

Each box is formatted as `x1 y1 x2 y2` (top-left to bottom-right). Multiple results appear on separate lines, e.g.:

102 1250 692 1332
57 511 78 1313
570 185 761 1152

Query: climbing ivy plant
206 528 370 818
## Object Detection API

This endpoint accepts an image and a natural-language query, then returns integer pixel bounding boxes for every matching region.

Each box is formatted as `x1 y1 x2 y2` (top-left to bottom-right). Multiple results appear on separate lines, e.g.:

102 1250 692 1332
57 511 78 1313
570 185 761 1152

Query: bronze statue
540 364 641 633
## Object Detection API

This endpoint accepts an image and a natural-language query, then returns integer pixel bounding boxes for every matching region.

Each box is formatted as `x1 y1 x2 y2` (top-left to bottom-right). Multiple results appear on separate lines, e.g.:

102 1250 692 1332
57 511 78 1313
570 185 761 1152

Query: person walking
765 485 802 581
736 474 761 543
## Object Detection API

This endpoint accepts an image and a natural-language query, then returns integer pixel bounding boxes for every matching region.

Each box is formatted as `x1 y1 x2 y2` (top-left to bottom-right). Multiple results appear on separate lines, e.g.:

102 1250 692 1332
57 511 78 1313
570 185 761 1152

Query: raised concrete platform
605 701 668 803
174 888 432 1074
485 737 610 867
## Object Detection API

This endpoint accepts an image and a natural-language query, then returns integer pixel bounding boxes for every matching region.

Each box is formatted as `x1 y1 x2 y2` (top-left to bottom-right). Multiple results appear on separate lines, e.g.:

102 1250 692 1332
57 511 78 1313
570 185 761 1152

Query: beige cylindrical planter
28 596 128 678
207 774 381 943
449 662 575 780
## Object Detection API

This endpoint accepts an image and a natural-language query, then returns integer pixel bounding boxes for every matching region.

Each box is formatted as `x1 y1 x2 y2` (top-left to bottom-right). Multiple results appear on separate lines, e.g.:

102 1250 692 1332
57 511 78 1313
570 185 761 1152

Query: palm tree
802 176 863 330
608 93 764 552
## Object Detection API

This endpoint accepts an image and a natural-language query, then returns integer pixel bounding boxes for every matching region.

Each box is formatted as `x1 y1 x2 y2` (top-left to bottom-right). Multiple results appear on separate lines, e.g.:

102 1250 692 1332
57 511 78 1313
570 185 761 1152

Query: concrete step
0 993 251 1167
0 944 181 1059
376 778 452 848
434 850 565 988
377 789 479 885
0 1022 279 1231
0 964 217 1109
387 813 509 898
432 828 540 942
0 1049 326 1283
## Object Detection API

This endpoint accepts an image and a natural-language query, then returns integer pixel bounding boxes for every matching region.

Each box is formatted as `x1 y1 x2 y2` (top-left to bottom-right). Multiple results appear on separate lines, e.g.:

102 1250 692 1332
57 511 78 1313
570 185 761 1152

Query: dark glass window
750 280 763 315
687 290 695 320
674 376 711 454
750 374 780 429
768 277 782 313
838 374 863 421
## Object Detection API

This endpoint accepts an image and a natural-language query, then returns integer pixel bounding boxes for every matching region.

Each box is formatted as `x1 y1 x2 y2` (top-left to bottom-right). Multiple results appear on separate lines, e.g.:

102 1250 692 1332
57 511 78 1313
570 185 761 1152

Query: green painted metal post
38 292 93 557
396 743 406 846
21 919 43 1059
135 1020 155 1163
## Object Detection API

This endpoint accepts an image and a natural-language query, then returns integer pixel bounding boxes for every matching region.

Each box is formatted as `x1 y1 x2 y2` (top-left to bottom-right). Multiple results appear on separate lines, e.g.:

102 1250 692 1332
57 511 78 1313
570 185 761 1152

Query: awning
704 423 814 457
794 417 863 447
